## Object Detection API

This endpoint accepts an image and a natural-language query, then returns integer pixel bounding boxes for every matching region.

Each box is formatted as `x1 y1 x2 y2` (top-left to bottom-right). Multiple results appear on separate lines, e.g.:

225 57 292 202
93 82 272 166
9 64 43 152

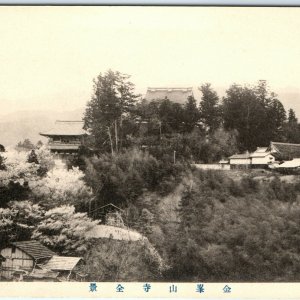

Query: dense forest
1 70 300 281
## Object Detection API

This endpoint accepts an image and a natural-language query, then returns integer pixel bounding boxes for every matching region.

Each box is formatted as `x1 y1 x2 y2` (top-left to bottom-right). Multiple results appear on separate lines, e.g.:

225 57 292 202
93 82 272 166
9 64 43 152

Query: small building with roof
39 120 87 155
145 87 194 104
268 141 300 161
0 240 56 279
42 255 85 281
229 152 252 169
250 147 275 168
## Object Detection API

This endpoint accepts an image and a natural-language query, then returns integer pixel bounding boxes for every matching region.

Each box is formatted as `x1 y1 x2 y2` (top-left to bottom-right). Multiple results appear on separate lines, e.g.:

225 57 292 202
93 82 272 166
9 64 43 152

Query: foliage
223 81 286 151
199 83 221 133
83 238 165 281
183 96 200 132
0 154 6 171
84 148 187 222
0 201 44 247
0 148 54 207
35 146 55 175
31 167 93 209
16 139 35 151
32 205 99 255
84 69 139 154
27 150 39 164
162 169 300 281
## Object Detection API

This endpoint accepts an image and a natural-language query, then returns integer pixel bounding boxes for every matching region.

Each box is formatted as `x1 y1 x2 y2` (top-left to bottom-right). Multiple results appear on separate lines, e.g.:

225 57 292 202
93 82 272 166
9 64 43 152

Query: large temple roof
145 87 194 104
40 121 87 137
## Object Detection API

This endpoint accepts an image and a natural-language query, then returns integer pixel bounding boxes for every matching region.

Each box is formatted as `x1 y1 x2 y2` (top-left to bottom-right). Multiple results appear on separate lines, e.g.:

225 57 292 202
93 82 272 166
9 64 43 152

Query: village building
145 87 194 104
276 158 300 169
250 147 275 168
267 141 300 161
228 142 300 170
41 255 85 281
39 120 87 156
0 241 84 281
0 240 55 280
228 152 252 169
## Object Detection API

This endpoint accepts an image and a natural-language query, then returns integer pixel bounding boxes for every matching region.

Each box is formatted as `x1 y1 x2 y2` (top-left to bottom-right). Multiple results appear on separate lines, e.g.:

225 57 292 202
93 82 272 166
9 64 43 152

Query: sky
1 6 300 115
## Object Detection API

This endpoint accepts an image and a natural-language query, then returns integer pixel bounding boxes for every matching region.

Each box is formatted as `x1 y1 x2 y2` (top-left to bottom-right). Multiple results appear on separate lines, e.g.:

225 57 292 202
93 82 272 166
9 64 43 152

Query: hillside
83 238 164 281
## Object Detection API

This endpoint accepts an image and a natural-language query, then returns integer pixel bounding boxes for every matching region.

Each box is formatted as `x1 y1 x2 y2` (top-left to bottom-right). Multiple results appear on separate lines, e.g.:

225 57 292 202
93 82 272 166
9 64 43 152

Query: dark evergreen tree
84 70 139 154
223 81 287 151
182 96 200 132
288 108 298 124
199 83 221 133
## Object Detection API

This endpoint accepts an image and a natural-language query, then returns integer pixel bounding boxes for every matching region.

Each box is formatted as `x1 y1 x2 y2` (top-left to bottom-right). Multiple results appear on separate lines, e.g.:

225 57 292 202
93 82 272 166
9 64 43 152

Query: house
0 240 55 280
0 241 84 281
39 120 87 156
268 141 300 161
145 87 194 104
42 256 85 281
228 152 252 169
250 147 275 168
219 159 230 169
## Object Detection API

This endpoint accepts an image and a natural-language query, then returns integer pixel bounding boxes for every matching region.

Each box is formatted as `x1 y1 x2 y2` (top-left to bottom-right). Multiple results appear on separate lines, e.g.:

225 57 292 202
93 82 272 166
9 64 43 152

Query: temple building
40 121 87 155
144 87 194 104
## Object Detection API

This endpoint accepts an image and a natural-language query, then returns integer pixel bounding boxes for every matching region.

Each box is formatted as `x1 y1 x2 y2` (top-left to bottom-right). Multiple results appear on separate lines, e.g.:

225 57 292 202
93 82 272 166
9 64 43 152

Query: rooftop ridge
271 141 300 146
147 87 193 90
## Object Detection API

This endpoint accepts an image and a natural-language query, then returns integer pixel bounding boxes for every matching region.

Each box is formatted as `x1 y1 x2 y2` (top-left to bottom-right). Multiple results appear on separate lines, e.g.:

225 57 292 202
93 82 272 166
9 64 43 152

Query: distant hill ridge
0 109 84 147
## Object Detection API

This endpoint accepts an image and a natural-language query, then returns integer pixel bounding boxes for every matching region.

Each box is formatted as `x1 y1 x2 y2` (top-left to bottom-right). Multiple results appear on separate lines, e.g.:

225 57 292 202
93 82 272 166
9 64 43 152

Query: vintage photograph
1 6 300 282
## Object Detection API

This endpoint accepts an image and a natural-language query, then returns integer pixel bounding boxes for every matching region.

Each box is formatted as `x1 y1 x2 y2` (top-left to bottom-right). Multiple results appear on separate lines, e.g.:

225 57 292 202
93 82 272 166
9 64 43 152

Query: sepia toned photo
1 6 300 284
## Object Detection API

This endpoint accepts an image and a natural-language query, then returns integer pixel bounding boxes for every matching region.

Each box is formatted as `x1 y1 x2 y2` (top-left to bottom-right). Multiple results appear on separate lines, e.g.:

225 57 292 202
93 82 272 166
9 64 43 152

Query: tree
32 205 99 255
16 139 35 151
288 108 298 124
31 167 93 209
255 81 286 142
137 208 154 235
282 108 300 143
182 96 200 132
223 82 287 151
84 70 139 154
0 154 6 171
199 83 221 134
27 149 39 164
0 201 44 247
158 99 185 133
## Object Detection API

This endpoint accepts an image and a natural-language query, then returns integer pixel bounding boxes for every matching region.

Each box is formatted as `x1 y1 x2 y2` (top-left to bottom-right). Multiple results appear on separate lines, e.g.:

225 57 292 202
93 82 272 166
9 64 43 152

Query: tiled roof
269 141 300 160
250 152 272 158
11 241 55 260
277 158 300 168
145 87 193 104
254 147 268 153
229 153 251 159
43 256 82 271
40 121 86 137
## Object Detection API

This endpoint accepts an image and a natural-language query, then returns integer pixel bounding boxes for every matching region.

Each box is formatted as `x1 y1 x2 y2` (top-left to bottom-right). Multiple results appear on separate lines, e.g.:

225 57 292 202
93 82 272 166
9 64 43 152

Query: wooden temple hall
40 121 87 155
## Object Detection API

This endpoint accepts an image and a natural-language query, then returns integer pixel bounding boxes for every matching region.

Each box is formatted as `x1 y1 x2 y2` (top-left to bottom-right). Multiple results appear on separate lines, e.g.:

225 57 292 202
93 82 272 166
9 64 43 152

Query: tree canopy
84 70 139 154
